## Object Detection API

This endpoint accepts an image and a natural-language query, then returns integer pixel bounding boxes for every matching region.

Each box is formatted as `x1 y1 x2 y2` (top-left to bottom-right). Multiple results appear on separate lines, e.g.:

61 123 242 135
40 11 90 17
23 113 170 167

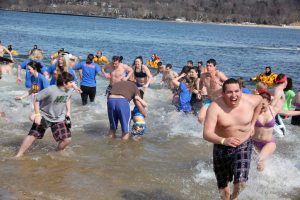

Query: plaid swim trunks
213 138 253 189
28 118 71 142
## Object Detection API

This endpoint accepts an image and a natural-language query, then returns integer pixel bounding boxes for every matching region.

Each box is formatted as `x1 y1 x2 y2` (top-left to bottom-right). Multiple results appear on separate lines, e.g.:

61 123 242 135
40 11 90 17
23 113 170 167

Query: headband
275 75 287 83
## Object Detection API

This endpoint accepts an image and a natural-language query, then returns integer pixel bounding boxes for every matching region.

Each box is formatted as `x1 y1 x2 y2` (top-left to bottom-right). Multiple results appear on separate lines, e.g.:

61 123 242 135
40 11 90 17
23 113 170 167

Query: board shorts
107 98 131 133
213 138 253 189
202 97 212 108
28 117 71 142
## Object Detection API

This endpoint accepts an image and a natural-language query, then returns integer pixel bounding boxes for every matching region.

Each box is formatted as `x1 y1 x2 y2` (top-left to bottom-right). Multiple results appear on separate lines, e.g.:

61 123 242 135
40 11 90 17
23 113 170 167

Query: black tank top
134 66 147 78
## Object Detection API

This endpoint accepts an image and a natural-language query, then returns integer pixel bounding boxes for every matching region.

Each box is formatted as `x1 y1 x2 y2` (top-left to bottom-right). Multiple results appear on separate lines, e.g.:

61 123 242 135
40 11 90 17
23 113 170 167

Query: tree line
1 0 300 25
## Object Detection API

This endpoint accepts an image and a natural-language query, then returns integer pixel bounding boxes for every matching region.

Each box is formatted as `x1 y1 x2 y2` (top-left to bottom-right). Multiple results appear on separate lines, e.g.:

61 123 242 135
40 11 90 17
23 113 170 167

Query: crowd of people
1 42 300 200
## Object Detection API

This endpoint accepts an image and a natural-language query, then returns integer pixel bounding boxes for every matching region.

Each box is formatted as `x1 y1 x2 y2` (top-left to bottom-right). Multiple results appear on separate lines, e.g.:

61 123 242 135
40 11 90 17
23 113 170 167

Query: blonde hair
29 49 44 60
55 56 68 79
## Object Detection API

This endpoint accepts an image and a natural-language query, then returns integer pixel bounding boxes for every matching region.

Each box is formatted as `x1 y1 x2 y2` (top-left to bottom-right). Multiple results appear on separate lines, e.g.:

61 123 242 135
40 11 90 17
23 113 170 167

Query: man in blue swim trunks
203 78 262 200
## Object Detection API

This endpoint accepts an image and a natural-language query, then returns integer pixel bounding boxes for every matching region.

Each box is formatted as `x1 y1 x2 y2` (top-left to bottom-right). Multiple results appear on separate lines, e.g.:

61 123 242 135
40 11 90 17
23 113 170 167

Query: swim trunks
213 139 252 189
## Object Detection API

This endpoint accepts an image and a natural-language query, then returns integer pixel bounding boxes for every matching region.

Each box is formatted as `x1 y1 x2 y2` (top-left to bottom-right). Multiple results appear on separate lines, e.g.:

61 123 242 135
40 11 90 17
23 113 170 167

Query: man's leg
219 186 231 200
231 182 246 200
15 135 37 157
107 129 116 138
57 138 71 151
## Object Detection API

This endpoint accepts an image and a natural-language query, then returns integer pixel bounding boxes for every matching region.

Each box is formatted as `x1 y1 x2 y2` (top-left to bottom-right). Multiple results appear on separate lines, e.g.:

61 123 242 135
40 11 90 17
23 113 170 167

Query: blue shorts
107 98 131 133
202 98 212 108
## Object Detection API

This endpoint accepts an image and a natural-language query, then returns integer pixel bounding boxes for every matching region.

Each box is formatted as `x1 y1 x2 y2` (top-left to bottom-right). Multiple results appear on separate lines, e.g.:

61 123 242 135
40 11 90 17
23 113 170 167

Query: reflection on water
1 11 300 199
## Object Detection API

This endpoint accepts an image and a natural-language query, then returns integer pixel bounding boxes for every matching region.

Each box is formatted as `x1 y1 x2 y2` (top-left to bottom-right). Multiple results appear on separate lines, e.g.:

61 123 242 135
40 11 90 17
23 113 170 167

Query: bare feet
257 159 265 171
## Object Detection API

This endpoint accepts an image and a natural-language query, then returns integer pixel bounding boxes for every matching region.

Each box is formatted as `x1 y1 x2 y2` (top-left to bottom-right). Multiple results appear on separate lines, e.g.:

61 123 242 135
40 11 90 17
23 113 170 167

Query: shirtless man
102 56 133 95
161 63 178 90
203 78 262 200
198 59 228 123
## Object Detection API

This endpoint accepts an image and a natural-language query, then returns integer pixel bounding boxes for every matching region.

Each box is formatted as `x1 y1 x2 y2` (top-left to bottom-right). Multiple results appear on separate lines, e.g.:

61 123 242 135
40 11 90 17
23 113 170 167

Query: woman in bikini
253 90 300 171
132 56 153 90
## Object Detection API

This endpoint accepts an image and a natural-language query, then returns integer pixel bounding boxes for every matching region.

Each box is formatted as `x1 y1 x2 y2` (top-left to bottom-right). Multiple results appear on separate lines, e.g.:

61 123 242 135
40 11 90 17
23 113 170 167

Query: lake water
0 10 300 200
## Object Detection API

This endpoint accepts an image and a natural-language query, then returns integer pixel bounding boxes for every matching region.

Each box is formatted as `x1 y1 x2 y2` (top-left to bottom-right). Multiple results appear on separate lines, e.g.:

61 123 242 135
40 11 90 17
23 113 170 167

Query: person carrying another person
250 66 277 87
74 54 102 105
93 50 109 66
102 56 133 96
203 78 262 200
15 72 75 157
107 80 146 141
198 59 228 123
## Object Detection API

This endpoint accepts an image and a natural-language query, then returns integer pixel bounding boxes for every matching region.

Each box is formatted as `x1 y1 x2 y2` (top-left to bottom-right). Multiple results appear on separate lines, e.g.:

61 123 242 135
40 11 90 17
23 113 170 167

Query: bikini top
255 107 275 128
134 66 147 78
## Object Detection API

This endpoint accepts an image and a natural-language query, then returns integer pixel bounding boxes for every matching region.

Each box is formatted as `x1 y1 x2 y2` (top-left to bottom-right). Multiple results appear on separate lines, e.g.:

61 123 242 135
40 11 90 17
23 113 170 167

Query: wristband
220 138 225 145
35 113 41 116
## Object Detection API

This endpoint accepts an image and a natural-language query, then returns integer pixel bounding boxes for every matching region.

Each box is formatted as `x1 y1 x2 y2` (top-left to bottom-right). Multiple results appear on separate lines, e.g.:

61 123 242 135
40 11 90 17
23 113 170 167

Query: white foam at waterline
193 161 215 184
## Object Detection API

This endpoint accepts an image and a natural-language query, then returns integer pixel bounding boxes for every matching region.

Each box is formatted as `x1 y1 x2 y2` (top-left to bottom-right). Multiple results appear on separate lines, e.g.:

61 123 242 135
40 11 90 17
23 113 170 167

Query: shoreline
1 8 300 29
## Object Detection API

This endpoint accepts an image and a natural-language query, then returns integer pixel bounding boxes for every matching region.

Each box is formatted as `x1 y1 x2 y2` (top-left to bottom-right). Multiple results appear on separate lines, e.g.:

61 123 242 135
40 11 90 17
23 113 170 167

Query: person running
15 72 75 157
15 60 49 101
132 56 153 90
203 78 262 200
16 48 49 87
198 59 228 123
253 90 300 171
161 63 178 90
107 80 145 140
74 54 102 105
102 56 133 95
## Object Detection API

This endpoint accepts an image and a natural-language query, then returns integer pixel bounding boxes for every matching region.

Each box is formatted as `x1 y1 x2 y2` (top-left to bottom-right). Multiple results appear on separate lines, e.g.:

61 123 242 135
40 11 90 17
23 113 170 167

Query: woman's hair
284 77 293 91
133 56 143 66
179 65 190 75
259 90 272 102
29 49 44 60
86 54 94 64
55 56 68 78
256 81 268 94
27 60 42 73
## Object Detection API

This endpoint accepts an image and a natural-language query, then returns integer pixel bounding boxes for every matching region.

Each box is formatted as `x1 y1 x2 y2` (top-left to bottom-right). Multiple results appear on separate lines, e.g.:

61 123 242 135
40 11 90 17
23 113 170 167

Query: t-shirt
178 82 192 112
283 90 296 111
75 62 101 87
20 59 47 88
110 81 140 101
48 64 77 85
30 73 49 93
36 85 73 122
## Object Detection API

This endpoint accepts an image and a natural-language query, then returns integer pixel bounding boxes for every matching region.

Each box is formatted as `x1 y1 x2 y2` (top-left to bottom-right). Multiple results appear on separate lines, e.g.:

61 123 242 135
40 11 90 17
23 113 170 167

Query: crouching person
16 72 75 157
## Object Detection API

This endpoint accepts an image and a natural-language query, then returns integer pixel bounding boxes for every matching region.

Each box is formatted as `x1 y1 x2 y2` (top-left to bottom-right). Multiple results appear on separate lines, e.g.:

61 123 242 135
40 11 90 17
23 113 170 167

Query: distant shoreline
1 8 300 29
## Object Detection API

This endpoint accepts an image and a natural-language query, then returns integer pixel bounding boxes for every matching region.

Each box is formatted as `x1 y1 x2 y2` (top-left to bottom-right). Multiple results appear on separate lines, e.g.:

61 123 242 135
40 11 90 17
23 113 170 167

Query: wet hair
222 78 240 92
284 77 293 91
86 54 94 64
166 63 172 69
57 72 74 86
8 45 12 51
207 58 217 66
29 49 44 60
157 62 162 67
259 90 272 102
33 45 38 49
237 77 246 88
265 66 271 70
27 60 42 73
112 56 123 63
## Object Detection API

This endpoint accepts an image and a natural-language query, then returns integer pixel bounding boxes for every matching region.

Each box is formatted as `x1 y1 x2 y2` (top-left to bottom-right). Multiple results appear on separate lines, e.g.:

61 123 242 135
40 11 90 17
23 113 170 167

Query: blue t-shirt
30 73 49 93
48 64 77 85
178 82 192 112
242 87 251 94
75 62 101 87
20 59 48 88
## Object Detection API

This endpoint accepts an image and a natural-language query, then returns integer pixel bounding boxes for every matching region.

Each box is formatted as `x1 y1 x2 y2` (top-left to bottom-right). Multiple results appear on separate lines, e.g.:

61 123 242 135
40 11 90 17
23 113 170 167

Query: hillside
1 0 300 25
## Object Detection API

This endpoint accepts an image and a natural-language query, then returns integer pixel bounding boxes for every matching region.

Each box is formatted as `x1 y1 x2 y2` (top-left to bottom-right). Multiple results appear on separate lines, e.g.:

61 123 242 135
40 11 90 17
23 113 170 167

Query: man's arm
135 99 147 118
123 64 133 81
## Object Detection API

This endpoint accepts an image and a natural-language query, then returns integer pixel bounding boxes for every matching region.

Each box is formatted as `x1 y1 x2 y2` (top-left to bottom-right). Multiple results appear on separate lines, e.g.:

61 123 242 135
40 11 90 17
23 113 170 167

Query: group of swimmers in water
1 42 300 200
